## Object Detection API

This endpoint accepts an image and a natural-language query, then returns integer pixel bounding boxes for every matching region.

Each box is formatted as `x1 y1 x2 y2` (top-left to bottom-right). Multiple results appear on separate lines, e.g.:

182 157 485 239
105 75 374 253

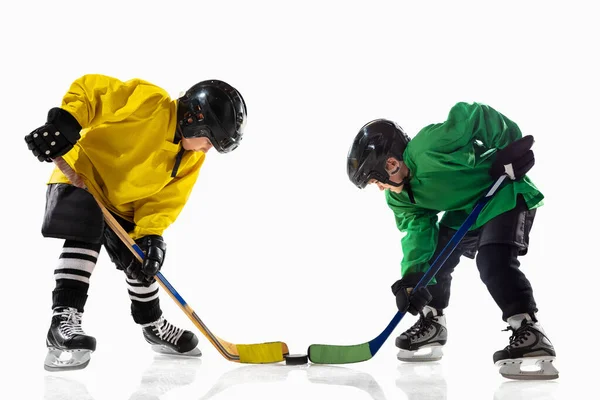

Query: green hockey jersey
386 102 544 276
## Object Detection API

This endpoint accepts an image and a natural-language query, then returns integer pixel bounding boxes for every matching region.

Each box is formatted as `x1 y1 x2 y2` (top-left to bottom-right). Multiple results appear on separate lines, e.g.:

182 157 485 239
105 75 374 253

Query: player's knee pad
102 213 136 271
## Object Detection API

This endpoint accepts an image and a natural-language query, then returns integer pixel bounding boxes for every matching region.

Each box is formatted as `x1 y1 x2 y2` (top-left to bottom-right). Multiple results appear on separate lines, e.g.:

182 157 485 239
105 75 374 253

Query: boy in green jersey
347 102 558 380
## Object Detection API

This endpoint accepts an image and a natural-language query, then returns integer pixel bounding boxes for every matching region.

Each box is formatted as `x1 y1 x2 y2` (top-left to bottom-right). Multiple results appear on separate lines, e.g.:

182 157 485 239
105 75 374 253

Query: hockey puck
284 354 309 365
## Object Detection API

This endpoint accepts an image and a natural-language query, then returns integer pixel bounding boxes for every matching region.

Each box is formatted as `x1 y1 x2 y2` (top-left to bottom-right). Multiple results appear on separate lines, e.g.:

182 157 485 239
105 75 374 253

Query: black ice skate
44 307 96 371
493 313 558 380
142 316 201 357
396 306 447 362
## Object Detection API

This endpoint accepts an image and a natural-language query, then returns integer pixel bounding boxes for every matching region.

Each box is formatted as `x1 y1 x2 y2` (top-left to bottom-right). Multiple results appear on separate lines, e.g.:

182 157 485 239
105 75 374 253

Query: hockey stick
308 174 508 364
53 157 289 363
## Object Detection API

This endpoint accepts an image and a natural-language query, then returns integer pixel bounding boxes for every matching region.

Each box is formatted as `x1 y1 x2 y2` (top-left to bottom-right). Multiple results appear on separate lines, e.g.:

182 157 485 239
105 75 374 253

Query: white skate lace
56 307 85 338
148 317 184 345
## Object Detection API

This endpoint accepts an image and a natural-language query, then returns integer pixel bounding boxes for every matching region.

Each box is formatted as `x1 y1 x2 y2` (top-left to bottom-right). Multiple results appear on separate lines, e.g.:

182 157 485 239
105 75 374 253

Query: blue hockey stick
309 174 508 364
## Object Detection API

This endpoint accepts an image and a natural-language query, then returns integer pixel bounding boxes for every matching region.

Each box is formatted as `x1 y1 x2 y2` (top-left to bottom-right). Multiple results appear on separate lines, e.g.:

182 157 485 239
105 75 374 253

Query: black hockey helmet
177 80 247 153
347 119 411 189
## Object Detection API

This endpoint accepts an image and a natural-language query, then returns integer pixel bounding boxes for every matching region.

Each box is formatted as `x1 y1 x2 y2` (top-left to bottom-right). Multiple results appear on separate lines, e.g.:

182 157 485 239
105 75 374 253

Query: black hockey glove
391 272 432 316
25 107 82 162
490 135 535 181
124 235 167 284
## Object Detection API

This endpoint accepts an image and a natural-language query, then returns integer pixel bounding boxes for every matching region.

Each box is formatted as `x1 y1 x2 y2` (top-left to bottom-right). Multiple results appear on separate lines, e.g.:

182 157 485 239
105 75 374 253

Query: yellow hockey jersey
49 74 205 239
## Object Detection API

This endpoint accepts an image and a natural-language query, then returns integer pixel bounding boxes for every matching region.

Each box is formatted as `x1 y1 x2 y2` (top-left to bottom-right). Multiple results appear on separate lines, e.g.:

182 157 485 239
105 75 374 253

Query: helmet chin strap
385 166 416 204
384 165 402 187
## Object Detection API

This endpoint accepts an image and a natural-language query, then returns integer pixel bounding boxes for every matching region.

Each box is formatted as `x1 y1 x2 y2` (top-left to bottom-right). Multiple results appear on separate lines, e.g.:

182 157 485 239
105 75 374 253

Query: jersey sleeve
60 74 170 129
413 102 524 154
386 192 440 278
395 209 440 277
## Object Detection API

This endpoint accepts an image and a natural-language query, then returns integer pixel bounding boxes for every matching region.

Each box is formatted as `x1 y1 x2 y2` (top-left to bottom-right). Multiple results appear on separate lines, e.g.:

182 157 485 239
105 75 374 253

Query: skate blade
397 345 443 362
44 348 92 371
150 345 202 358
495 356 559 380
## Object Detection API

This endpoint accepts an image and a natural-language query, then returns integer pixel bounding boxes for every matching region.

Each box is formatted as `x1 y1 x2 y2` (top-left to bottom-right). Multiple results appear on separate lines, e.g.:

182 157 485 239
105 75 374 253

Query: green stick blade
308 343 373 364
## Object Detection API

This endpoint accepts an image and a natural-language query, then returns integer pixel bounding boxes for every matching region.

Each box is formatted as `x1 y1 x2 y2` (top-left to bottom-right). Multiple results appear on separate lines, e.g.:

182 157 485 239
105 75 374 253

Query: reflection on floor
39 352 566 400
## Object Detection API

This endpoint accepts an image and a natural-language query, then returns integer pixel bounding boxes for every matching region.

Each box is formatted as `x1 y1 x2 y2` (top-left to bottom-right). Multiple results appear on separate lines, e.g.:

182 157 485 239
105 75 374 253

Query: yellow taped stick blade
237 342 287 363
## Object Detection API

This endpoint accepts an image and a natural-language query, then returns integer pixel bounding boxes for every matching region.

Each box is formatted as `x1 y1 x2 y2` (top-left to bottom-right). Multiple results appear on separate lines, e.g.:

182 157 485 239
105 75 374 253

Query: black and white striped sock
126 278 163 324
126 278 160 302
52 240 101 312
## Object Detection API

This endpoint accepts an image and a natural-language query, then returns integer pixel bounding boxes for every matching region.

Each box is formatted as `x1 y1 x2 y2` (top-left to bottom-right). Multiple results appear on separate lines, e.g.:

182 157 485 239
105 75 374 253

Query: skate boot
396 306 447 362
44 307 96 371
493 313 558 380
142 316 201 357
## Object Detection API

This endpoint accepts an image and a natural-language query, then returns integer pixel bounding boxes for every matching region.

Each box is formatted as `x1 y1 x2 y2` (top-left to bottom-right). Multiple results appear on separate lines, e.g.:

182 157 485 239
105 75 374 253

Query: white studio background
0 1 597 399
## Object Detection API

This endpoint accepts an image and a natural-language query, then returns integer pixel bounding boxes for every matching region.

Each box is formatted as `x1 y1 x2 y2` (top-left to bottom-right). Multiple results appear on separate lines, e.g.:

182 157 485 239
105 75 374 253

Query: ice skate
396 306 447 362
142 316 201 357
493 313 558 380
44 307 96 371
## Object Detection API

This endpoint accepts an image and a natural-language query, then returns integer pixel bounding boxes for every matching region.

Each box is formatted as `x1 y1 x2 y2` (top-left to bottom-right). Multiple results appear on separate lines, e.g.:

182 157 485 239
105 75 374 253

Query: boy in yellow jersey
24 74 247 371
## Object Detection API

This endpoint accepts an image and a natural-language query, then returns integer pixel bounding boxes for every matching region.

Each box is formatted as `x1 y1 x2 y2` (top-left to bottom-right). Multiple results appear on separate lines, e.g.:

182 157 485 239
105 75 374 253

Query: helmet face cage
178 80 247 153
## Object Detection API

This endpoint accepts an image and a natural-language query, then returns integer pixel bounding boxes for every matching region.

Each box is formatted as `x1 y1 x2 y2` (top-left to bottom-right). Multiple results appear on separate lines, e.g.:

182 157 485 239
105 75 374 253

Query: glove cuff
391 271 427 295
135 235 166 251
47 107 82 144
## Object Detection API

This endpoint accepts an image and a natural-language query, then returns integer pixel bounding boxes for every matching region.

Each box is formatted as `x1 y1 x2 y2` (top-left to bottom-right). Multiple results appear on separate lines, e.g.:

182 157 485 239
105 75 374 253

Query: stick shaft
53 157 239 361
309 175 508 363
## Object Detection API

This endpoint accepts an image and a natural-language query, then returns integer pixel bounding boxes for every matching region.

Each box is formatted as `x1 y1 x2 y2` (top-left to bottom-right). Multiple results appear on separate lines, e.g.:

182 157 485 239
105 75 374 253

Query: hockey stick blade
308 175 507 364
53 157 290 363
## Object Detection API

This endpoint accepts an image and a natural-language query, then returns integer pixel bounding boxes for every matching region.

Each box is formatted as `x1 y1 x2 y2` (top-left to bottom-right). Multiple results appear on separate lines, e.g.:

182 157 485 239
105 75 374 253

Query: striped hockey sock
126 277 163 324
52 240 101 312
